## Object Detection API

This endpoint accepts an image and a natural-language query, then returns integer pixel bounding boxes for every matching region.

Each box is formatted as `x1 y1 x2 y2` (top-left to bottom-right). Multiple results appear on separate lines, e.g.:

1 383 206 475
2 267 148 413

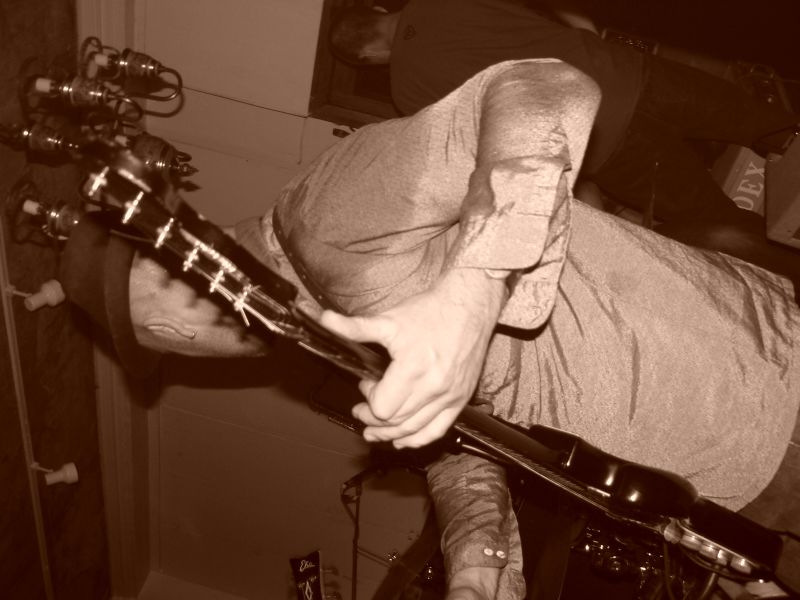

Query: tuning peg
23 280 66 311
6 280 66 311
93 47 183 102
28 74 144 122
20 195 85 240
31 461 79 485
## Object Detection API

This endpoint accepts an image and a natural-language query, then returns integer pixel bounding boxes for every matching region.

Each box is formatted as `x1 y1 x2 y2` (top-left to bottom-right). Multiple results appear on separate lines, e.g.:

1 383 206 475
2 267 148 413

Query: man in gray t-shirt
64 60 800 599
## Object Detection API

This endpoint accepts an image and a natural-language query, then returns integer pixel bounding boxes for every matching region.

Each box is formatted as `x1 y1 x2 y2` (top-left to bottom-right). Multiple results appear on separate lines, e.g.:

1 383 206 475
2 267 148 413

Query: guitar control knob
603 555 629 576
663 521 682 543
679 533 701 551
714 549 731 566
699 542 720 561
729 556 753 575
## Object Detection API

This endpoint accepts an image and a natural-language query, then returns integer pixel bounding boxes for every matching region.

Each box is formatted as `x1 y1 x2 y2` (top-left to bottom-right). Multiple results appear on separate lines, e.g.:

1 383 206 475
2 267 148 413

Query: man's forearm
428 451 526 599
452 61 599 272
449 61 600 329
476 61 600 169
428 452 513 576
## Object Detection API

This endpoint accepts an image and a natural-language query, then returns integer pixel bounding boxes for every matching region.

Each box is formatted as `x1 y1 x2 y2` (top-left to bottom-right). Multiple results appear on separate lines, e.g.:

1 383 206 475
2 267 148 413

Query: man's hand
446 566 501 600
319 266 507 448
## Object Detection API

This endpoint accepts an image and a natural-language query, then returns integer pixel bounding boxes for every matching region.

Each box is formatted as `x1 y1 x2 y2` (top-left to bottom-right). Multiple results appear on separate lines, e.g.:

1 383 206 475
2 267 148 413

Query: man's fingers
359 353 433 420
354 374 416 424
392 408 460 448
319 310 396 345
360 400 458 446
351 400 386 427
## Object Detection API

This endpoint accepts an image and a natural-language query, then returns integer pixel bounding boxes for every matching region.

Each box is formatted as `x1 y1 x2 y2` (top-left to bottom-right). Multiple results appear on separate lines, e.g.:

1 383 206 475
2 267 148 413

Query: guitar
76 139 786 594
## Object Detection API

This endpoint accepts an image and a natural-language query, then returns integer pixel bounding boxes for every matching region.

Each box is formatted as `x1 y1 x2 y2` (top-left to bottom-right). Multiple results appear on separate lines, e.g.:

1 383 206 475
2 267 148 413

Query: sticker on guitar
290 550 328 600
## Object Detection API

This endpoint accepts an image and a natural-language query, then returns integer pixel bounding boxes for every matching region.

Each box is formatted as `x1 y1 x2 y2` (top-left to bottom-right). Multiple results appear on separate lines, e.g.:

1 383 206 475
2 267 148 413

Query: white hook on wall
31 462 80 486
5 279 66 311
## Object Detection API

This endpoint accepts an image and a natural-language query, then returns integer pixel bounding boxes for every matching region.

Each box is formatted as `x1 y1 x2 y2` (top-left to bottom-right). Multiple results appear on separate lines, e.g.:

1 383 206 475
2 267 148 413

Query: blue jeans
590 54 798 223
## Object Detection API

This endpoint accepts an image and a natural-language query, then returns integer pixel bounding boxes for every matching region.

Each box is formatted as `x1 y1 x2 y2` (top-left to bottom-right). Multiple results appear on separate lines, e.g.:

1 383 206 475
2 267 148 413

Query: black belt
270 210 346 314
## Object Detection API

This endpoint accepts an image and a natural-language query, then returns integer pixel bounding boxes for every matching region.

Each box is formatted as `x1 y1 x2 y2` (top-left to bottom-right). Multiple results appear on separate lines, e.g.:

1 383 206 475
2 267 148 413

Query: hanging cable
341 466 381 600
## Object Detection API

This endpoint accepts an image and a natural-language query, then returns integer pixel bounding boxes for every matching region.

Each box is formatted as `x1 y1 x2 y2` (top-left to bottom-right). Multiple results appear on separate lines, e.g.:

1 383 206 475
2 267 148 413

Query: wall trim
93 346 156 600
75 0 136 50
75 2 155 597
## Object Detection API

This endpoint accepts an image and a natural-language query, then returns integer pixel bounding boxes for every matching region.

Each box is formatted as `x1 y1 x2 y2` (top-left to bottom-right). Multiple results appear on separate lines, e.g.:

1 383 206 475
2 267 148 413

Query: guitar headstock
78 138 388 380
79 138 302 330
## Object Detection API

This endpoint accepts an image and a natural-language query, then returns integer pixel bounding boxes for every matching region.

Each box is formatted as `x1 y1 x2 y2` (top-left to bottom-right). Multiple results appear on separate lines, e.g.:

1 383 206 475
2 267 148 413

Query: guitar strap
371 509 442 600
58 213 161 378
513 479 583 600
270 211 348 314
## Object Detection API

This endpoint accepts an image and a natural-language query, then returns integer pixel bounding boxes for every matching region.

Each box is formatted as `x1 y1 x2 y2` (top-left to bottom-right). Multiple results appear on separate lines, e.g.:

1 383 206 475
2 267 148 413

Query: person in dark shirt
330 0 799 247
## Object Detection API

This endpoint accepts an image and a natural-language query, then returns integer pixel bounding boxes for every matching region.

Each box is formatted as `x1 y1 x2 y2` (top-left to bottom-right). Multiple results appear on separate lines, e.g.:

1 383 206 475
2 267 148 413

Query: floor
137 572 248 600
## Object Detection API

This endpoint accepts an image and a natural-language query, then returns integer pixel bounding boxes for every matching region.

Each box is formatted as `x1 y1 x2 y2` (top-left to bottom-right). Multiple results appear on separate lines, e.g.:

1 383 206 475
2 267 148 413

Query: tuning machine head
664 519 755 576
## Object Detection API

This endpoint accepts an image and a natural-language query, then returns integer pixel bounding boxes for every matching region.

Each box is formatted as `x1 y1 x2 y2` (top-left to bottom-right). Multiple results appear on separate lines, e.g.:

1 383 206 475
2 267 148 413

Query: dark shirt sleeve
427 450 526 598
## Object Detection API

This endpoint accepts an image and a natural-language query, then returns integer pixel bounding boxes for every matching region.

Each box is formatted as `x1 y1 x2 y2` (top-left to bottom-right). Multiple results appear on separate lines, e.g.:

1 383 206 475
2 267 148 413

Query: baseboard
93 344 159 599
136 571 249 600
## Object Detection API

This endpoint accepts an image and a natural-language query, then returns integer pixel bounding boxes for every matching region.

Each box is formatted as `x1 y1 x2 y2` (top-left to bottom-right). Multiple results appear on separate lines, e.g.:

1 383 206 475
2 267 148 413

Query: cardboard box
765 138 800 249
711 145 766 215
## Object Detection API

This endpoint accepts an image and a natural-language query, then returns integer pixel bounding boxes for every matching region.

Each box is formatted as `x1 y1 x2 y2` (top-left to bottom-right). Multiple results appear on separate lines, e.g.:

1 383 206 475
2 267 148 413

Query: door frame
76 5 157 598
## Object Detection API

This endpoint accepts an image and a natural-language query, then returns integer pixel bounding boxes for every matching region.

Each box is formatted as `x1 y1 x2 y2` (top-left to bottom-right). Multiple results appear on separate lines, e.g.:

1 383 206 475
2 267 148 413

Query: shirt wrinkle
628 331 641 423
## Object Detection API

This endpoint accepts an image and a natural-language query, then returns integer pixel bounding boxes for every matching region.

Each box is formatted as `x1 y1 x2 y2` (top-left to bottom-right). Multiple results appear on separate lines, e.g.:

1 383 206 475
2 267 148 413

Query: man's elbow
544 61 601 107
493 61 600 108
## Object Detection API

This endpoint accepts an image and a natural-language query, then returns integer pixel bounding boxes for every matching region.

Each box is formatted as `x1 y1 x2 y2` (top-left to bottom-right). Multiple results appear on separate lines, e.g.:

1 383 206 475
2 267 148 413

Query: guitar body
525 424 698 520
456 409 783 585
504 424 784 596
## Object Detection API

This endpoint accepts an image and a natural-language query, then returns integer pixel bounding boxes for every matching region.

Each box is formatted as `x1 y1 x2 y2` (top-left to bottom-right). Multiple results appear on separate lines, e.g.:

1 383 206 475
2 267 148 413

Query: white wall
142 0 323 115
